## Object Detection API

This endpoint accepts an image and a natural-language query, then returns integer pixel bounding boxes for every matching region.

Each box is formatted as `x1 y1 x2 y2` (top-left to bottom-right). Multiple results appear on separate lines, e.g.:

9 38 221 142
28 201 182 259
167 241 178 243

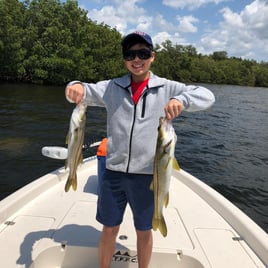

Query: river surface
0 82 267 233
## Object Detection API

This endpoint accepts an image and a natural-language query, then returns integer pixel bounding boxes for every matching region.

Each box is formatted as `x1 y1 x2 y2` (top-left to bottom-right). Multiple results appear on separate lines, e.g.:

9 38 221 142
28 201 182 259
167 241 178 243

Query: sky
72 0 268 62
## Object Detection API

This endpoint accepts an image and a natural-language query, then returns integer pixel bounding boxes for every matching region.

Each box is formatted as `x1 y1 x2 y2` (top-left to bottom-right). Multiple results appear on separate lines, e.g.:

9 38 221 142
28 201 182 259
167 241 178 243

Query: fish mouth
162 118 172 132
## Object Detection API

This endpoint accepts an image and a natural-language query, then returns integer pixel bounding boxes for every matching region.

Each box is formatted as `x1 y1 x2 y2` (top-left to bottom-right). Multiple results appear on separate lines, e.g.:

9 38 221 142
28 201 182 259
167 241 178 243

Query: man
65 31 215 268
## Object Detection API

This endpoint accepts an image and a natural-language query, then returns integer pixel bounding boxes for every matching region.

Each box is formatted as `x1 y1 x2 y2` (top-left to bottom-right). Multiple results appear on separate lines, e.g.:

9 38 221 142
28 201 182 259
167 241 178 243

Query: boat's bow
0 157 267 267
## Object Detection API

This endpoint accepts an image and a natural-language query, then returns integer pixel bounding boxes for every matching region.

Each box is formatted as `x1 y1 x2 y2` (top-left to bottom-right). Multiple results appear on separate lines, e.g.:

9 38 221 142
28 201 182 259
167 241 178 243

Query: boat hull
0 156 267 267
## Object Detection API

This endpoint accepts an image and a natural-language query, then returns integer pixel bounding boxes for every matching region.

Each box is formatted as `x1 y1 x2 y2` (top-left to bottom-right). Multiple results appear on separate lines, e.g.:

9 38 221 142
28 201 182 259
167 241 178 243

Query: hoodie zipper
126 104 136 173
126 86 149 173
141 91 148 118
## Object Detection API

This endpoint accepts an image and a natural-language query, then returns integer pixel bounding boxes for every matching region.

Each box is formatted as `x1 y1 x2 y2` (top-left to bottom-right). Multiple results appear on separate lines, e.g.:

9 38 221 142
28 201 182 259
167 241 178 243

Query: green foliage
0 0 124 84
211 51 228 61
0 0 268 87
153 42 268 87
253 63 268 87
0 0 26 78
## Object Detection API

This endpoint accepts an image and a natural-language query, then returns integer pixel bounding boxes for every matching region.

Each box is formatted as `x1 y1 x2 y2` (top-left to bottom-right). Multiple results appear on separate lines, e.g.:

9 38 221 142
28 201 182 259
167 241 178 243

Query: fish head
71 103 87 129
158 117 177 150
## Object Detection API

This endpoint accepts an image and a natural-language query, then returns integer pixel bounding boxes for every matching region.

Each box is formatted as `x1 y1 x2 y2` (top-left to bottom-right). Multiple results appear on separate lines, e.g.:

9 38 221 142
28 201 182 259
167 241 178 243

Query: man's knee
102 225 120 238
136 229 152 240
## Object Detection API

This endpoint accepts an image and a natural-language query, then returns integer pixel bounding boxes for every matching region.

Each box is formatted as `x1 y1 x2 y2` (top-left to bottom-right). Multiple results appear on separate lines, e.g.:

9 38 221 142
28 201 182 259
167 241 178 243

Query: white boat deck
0 157 267 267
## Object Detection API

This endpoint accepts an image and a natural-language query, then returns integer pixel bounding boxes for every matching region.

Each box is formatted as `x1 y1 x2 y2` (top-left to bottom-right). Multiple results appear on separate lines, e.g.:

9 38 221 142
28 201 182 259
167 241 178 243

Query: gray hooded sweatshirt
70 72 215 174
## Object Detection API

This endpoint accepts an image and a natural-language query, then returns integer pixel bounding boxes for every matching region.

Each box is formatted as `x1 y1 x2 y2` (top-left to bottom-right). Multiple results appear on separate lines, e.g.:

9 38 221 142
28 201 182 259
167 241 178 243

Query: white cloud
83 0 268 61
242 0 268 39
162 0 227 10
87 0 179 39
152 14 178 33
153 31 185 47
154 31 172 44
199 0 268 61
87 0 147 33
177 15 199 32
88 5 127 32
136 16 153 32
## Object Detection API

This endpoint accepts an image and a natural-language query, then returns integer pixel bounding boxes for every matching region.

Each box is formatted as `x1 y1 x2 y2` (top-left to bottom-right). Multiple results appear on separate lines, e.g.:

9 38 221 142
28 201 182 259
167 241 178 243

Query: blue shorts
96 169 154 231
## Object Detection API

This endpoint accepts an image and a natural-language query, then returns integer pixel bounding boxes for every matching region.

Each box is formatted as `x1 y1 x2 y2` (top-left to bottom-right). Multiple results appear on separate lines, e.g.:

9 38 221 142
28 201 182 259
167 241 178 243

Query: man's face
123 43 155 82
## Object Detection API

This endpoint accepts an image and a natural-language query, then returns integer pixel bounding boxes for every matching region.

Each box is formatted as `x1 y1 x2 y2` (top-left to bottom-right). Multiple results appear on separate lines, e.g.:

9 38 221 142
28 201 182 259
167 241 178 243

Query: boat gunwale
0 156 96 225
173 168 268 266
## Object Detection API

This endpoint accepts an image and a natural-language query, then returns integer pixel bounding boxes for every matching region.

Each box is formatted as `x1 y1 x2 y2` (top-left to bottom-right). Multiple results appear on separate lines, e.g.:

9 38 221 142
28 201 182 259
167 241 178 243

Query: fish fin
153 216 167 237
65 173 77 192
78 152 83 165
164 192 169 207
172 158 180 171
64 176 72 192
152 217 158 231
149 180 154 191
72 173 77 191
159 216 167 237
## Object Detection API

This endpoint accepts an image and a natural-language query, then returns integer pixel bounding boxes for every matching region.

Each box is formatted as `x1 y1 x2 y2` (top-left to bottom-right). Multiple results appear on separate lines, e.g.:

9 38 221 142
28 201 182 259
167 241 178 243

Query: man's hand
65 83 84 104
164 99 184 120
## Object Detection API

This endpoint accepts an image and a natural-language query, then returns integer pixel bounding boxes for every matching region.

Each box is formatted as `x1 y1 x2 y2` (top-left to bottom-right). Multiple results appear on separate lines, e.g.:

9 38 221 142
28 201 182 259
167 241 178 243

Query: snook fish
150 117 180 237
65 101 87 192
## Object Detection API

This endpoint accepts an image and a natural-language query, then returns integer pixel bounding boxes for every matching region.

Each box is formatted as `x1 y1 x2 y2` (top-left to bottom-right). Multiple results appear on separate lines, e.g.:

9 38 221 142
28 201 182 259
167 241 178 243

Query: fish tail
152 215 167 237
173 158 180 171
64 176 72 192
72 174 77 191
64 174 77 192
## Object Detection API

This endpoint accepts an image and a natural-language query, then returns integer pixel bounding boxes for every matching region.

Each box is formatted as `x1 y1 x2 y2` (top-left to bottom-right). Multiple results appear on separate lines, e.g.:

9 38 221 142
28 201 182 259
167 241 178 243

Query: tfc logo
112 250 138 263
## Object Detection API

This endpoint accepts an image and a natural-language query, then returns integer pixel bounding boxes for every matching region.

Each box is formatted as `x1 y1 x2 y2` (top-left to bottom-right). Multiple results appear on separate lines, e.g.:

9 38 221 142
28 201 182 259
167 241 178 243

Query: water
0 82 267 233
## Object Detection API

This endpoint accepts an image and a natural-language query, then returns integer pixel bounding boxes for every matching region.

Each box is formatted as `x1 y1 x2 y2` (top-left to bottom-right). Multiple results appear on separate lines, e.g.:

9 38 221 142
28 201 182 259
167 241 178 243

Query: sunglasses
123 49 152 61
